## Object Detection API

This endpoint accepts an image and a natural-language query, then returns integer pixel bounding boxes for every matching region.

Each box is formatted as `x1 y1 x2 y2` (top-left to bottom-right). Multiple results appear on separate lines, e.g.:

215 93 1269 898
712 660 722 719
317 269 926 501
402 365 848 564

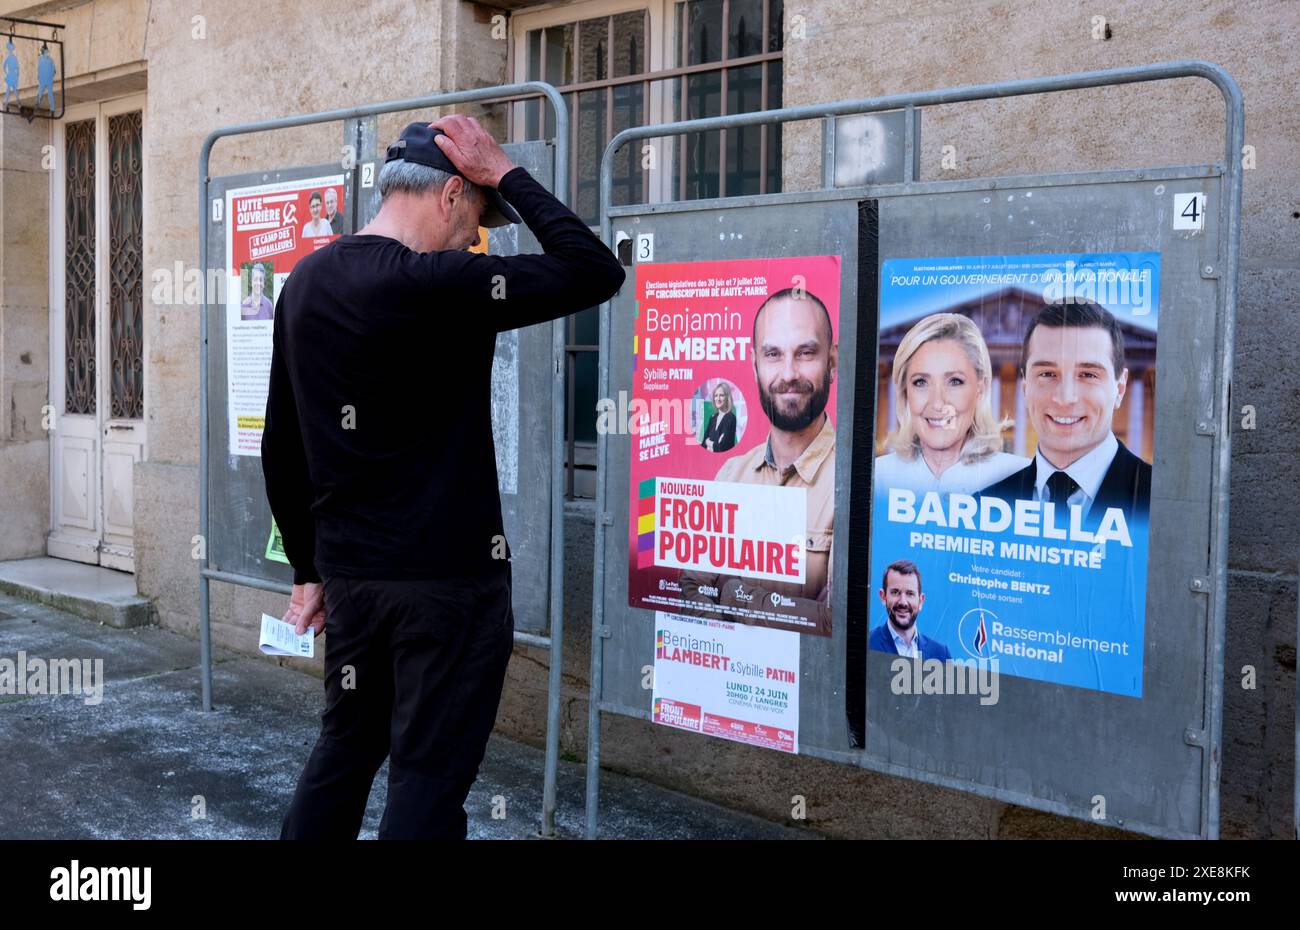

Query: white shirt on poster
873 448 1029 498
889 622 921 659
302 218 333 238
1031 431 1119 519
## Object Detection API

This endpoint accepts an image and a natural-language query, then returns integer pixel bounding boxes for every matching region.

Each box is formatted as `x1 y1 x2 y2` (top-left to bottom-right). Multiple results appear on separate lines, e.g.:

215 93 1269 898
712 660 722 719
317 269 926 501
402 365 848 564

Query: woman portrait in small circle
699 380 741 453
301 190 333 238
874 312 1028 495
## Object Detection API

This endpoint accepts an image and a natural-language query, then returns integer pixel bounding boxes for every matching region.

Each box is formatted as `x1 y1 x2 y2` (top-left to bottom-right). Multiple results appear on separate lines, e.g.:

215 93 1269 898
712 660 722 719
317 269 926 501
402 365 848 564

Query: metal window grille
515 0 784 497
108 111 144 420
64 118 96 416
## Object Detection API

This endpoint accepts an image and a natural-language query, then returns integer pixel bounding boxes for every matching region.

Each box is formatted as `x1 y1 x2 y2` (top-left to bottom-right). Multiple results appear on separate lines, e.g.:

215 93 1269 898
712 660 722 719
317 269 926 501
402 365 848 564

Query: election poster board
867 252 1160 697
224 174 347 456
652 611 800 753
625 255 842 639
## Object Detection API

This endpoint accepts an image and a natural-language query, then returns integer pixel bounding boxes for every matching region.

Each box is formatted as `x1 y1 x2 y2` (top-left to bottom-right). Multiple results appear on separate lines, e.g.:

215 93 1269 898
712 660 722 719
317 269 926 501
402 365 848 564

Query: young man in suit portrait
980 301 1152 526
869 559 951 660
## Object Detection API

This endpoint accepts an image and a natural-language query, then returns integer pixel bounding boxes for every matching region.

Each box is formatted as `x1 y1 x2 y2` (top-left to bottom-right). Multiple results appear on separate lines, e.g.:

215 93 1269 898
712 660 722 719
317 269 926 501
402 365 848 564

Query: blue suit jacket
869 623 952 661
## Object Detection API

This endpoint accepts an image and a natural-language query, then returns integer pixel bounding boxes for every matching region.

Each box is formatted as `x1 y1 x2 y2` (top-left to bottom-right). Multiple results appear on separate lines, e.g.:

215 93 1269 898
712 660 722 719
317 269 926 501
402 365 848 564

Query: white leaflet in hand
259 612 315 659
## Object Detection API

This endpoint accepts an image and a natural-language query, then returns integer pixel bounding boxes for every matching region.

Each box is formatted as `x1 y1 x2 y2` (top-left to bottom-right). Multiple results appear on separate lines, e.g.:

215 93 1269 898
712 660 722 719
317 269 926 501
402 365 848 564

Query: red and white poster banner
625 255 842 637
652 611 800 753
224 174 346 456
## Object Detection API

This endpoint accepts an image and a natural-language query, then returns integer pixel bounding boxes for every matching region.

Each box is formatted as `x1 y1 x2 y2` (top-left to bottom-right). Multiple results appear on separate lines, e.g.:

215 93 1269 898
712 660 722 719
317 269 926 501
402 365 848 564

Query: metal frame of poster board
586 62 1243 839
197 82 574 836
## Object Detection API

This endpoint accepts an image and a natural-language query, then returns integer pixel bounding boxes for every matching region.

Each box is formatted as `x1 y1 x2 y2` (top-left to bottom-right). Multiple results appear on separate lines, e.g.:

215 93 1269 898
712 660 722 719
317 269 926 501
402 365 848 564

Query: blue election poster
868 252 1160 697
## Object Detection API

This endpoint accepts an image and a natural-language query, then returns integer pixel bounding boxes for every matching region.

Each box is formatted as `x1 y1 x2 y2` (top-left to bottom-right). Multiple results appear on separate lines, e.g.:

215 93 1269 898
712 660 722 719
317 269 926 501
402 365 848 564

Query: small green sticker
265 520 290 564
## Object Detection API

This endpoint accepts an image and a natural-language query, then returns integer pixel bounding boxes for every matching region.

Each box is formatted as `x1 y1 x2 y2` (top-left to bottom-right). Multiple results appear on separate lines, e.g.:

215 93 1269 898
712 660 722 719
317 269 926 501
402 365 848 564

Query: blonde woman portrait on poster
700 380 738 453
874 312 1027 496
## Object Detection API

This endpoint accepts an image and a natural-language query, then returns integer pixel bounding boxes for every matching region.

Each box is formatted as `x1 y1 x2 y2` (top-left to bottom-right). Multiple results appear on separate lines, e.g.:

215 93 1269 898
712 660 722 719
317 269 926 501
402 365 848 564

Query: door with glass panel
49 95 146 571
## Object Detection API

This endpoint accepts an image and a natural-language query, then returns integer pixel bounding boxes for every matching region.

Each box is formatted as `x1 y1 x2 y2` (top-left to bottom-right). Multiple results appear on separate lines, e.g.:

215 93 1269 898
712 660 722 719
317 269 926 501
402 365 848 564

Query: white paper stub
259 613 315 659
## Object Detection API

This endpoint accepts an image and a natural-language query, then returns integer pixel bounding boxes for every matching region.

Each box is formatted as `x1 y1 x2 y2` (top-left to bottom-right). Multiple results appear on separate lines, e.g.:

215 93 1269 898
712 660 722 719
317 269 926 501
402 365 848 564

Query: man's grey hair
378 160 469 201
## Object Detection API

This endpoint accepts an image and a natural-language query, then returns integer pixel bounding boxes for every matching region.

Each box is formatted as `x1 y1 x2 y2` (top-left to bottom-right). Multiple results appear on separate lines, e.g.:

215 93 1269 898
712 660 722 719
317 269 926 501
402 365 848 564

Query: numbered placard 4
1173 192 1206 231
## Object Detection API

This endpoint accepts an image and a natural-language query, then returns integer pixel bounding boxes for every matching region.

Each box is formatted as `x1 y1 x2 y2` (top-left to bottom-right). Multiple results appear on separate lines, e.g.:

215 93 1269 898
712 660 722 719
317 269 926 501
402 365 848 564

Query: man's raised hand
430 114 515 189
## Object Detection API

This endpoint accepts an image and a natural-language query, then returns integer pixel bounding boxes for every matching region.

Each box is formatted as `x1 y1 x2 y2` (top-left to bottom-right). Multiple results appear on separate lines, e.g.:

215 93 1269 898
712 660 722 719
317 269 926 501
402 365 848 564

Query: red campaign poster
223 174 346 457
226 176 347 278
623 256 842 636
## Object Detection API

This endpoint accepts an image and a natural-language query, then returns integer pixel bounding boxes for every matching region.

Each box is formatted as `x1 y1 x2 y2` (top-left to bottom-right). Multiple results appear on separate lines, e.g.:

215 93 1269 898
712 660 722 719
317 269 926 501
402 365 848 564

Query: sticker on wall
265 519 290 565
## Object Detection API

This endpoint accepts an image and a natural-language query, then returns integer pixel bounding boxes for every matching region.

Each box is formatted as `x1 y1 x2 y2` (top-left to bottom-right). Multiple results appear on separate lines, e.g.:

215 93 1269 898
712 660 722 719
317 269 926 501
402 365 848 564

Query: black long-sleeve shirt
261 166 625 584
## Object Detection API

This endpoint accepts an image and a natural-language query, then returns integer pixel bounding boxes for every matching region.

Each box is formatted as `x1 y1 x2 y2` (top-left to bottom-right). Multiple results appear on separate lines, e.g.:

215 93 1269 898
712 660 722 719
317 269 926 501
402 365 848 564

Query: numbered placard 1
361 162 376 189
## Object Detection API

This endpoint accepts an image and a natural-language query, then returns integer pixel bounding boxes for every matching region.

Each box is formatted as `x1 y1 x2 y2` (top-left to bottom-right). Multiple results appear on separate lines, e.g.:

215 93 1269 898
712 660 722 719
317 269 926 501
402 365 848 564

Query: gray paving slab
0 591 810 840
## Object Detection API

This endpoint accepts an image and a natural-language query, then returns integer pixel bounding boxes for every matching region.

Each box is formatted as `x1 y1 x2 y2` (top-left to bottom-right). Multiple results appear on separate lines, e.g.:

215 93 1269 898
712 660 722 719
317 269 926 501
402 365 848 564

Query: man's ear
1114 366 1129 408
443 175 467 208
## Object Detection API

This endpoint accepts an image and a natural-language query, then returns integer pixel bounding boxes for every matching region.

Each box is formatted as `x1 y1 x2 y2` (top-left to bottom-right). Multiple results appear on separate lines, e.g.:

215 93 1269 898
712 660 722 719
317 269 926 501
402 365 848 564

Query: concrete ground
0 589 811 840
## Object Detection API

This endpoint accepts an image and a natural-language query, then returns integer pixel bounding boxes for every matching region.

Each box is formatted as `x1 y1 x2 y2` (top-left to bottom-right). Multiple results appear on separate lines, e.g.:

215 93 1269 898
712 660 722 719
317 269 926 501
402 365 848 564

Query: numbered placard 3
635 232 654 263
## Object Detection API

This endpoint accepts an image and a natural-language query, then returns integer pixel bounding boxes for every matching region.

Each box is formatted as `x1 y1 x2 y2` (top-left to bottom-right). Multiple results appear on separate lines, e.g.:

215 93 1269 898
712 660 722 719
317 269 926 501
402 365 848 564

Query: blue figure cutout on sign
2 39 18 110
36 42 56 113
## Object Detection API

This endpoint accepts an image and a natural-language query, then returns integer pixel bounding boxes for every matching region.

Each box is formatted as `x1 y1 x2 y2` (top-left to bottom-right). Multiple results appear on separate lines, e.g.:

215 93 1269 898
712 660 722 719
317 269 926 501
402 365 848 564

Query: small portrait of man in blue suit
869 559 952 661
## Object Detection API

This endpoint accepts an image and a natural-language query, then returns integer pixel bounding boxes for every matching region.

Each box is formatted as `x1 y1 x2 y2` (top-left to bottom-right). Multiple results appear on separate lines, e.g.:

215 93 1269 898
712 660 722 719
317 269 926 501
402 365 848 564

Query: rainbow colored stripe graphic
637 478 657 568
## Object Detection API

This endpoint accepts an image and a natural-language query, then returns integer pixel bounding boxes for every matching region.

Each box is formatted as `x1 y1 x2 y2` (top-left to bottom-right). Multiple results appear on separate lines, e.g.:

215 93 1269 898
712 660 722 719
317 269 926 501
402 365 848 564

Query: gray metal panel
491 140 555 635
867 172 1223 839
597 167 1227 839
205 163 354 588
599 199 861 753
204 143 558 635
822 109 920 187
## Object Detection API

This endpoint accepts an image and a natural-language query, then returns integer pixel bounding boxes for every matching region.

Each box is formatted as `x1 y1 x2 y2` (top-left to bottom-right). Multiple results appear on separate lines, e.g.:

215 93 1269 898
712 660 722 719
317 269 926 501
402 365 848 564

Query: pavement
0 590 811 840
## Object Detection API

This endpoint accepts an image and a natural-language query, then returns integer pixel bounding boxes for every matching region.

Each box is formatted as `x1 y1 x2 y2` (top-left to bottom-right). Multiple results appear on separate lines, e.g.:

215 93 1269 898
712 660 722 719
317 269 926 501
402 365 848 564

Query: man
868 559 951 660
3 40 17 110
324 186 345 234
980 301 1151 525
263 116 624 839
36 43 55 113
240 264 273 321
680 288 837 636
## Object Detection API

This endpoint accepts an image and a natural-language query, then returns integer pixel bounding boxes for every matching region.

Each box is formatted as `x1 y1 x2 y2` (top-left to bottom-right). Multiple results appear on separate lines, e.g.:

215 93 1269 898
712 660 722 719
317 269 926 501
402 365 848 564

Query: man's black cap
384 122 522 228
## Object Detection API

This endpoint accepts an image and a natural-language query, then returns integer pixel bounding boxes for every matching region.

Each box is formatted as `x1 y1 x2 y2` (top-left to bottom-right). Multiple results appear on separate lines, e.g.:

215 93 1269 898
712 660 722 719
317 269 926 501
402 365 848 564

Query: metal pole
587 60 1243 841
543 105 572 837
198 161 213 714
198 82 571 838
1203 60 1244 843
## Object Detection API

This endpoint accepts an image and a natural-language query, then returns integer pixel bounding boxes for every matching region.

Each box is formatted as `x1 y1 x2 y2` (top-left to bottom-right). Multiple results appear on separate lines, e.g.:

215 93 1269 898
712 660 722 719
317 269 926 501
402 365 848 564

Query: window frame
510 0 679 209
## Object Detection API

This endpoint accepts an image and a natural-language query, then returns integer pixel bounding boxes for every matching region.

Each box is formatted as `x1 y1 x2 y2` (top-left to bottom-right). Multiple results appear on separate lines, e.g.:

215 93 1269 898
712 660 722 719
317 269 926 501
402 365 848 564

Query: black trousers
280 561 514 840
